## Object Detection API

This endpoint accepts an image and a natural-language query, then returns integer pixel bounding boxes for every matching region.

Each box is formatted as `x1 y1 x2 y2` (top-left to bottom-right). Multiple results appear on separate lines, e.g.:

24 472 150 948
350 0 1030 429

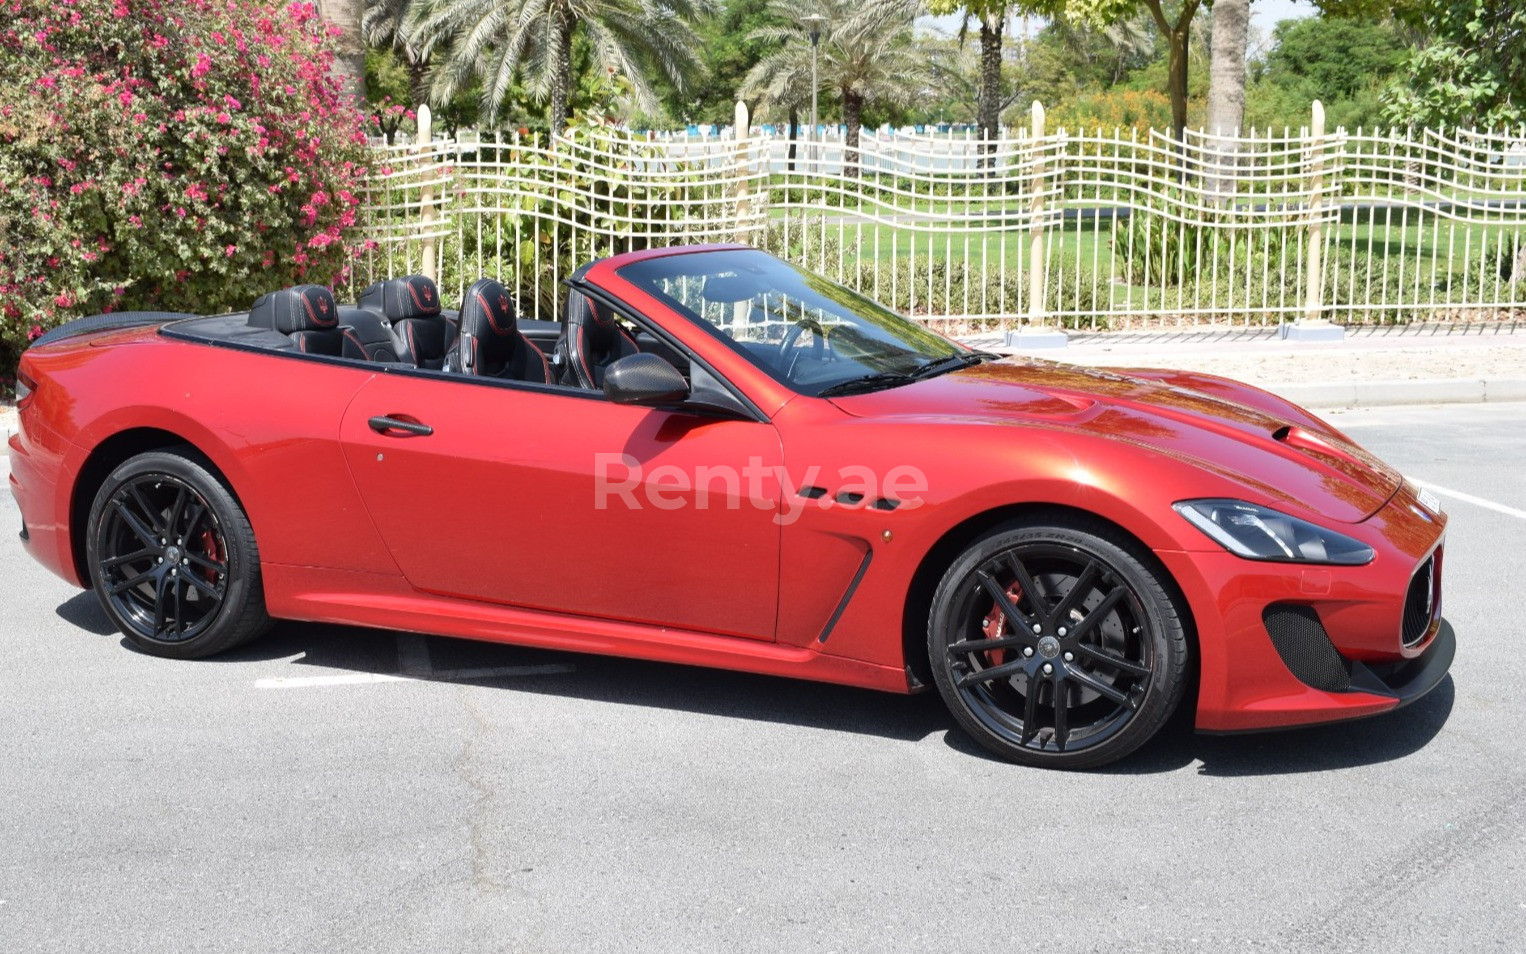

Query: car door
337 372 783 641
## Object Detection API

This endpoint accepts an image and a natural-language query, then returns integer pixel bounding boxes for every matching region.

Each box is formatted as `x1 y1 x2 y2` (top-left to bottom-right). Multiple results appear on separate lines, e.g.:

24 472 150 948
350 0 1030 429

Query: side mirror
603 353 689 406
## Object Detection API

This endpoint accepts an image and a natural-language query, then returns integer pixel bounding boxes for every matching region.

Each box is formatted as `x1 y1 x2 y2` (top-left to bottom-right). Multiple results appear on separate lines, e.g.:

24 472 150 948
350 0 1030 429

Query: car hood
826 358 1401 524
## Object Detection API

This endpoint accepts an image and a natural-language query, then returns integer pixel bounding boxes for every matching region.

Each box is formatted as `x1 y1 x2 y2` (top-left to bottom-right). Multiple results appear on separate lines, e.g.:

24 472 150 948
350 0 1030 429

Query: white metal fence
346 102 1526 330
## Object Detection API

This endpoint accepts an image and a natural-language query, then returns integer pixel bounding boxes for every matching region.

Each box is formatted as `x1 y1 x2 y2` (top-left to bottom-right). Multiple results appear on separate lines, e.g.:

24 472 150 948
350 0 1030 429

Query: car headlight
1173 499 1374 565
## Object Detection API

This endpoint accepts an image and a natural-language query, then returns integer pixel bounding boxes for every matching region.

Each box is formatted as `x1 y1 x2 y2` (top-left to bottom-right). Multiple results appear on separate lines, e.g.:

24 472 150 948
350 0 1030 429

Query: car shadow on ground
58 592 1456 776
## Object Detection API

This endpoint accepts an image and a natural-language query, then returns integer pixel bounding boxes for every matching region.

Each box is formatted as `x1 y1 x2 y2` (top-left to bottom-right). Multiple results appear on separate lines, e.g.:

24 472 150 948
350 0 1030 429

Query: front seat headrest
249 285 340 333
359 275 442 321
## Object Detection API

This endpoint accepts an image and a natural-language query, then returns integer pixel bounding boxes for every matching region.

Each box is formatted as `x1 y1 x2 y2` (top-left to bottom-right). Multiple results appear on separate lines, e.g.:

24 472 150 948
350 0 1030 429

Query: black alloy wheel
86 449 270 658
929 517 1188 769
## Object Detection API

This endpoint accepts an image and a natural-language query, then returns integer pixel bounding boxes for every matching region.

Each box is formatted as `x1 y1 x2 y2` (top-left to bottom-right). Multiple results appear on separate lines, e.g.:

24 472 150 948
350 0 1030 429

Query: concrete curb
1269 377 1526 409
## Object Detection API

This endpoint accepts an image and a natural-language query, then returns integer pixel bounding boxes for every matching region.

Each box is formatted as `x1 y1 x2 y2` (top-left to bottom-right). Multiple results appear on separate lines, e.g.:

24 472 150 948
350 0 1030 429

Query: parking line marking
253 663 575 690
1411 479 1526 521
256 672 406 689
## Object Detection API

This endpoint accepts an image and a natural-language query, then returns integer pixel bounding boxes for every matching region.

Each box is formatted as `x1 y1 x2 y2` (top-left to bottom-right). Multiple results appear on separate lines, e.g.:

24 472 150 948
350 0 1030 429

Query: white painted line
1411 479 1526 521
254 663 575 690
395 633 432 676
256 672 407 689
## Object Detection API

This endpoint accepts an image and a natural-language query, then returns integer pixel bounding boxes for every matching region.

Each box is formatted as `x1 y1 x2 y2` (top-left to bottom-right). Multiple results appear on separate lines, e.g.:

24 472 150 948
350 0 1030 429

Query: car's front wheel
86 449 271 658
928 516 1188 769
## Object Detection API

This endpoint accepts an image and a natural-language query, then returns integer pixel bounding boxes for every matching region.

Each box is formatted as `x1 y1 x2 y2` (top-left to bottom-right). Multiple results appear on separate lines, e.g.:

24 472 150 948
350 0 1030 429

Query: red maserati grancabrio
8 245 1453 768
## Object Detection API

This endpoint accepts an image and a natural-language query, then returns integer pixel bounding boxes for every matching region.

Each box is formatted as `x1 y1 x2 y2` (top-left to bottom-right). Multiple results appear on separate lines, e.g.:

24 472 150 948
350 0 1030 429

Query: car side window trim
566 280 770 423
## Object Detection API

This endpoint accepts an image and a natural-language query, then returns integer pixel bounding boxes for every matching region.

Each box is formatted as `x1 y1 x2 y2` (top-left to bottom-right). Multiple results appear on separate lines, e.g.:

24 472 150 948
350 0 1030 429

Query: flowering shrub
0 0 373 385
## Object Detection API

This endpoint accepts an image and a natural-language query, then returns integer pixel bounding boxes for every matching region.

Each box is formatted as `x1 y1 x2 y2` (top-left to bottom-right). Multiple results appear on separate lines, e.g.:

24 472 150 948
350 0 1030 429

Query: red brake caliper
980 583 1024 667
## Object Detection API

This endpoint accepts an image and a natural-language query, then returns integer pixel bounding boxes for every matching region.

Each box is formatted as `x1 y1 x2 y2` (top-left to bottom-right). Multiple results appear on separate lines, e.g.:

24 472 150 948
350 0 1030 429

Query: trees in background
335 0 1520 137
927 1 1019 143
321 0 369 104
1380 1 1526 130
0 0 371 374
1205 0 1248 136
1244 17 1405 131
743 0 927 168
403 0 711 131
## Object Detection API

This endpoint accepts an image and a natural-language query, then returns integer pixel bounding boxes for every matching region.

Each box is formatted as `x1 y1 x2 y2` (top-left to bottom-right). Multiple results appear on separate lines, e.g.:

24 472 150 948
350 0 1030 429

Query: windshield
615 249 967 396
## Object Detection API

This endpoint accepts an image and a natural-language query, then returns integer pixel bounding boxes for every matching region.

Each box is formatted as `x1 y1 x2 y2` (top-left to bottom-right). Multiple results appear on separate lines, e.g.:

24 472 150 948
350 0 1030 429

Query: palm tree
1205 0 1249 196
926 0 1013 146
319 0 368 104
743 0 927 172
405 0 710 132
362 0 432 109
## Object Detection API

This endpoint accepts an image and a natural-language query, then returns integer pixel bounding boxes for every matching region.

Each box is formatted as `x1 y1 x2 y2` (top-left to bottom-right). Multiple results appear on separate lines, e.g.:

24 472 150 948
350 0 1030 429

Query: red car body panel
9 245 1450 733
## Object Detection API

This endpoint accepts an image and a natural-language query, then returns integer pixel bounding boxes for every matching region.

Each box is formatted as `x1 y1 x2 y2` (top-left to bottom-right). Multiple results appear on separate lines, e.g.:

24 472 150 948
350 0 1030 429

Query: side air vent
1263 604 1351 692
1402 554 1437 648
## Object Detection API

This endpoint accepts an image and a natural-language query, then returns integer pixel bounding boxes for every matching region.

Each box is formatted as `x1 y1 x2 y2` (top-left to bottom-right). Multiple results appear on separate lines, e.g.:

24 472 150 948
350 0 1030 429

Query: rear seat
248 285 347 355
359 275 457 370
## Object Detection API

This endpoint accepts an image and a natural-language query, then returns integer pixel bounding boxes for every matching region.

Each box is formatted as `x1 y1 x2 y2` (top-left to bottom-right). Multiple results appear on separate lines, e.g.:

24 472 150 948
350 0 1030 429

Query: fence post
1007 100 1067 350
417 104 438 283
1283 100 1343 340
732 100 752 245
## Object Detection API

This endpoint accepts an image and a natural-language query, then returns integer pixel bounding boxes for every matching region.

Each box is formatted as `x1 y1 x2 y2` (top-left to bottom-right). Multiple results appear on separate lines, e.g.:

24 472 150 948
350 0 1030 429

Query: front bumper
1164 479 1452 733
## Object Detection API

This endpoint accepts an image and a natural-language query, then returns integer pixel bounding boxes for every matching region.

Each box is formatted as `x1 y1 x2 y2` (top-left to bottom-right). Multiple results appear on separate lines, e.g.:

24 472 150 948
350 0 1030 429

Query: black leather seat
560 291 638 388
359 275 457 370
336 306 402 363
457 279 552 383
248 284 346 355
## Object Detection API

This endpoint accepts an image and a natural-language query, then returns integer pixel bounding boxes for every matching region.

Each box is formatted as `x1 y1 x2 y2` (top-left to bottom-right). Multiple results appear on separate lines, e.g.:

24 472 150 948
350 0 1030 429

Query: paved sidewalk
971 321 1526 409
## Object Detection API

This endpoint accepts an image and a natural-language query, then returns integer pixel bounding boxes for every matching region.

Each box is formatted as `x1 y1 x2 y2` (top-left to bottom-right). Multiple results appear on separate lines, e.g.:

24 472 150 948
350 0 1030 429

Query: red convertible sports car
9 245 1453 768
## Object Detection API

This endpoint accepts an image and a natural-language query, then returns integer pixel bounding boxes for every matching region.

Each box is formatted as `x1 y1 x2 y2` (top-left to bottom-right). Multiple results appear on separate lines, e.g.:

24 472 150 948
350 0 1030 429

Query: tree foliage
1381 0 1526 129
0 0 372 378
743 0 928 164
1244 16 1405 131
405 0 710 131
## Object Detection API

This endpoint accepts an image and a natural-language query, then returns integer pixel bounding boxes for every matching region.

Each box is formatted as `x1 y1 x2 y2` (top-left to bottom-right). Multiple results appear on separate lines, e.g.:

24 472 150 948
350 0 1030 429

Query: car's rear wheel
86 449 271 658
928 517 1188 769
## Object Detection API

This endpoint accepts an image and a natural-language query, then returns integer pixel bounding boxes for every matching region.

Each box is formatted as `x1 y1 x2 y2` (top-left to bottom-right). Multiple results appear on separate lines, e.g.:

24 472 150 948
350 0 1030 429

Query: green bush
0 0 373 388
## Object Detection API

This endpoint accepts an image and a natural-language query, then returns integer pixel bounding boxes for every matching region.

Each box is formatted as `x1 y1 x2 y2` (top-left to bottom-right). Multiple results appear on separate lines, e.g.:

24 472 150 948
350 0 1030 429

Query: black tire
928 516 1188 769
85 449 271 658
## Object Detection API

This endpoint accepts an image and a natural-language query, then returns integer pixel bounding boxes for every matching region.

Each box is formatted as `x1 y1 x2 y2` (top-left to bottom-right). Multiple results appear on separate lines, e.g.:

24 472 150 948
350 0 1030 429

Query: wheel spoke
152 571 172 636
185 552 226 575
1066 665 1134 708
1021 679 1042 745
1067 586 1126 642
1053 678 1070 751
166 486 187 543
181 572 223 601
947 633 1032 657
126 484 165 537
109 567 158 595
955 656 1030 688
1051 559 1101 624
975 570 1034 634
1076 643 1151 678
102 547 157 570
112 500 159 549
180 499 206 542
1002 554 1047 617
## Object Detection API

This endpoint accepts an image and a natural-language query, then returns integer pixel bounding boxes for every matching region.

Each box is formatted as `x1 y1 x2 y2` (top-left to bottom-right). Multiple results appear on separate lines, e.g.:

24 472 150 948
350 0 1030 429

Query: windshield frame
615 249 970 397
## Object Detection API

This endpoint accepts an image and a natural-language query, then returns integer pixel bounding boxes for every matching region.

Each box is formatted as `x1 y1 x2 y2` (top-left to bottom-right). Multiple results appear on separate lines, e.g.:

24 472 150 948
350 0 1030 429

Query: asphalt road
1 402 1522 954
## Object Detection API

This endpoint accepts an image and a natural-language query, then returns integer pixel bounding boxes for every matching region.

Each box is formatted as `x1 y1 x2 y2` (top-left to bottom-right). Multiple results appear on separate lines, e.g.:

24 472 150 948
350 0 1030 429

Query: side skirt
262 563 914 694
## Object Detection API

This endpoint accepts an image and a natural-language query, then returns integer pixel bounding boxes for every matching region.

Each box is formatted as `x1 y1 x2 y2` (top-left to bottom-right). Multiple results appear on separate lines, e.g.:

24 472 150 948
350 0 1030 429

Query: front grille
1402 555 1437 648
1263 604 1351 692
